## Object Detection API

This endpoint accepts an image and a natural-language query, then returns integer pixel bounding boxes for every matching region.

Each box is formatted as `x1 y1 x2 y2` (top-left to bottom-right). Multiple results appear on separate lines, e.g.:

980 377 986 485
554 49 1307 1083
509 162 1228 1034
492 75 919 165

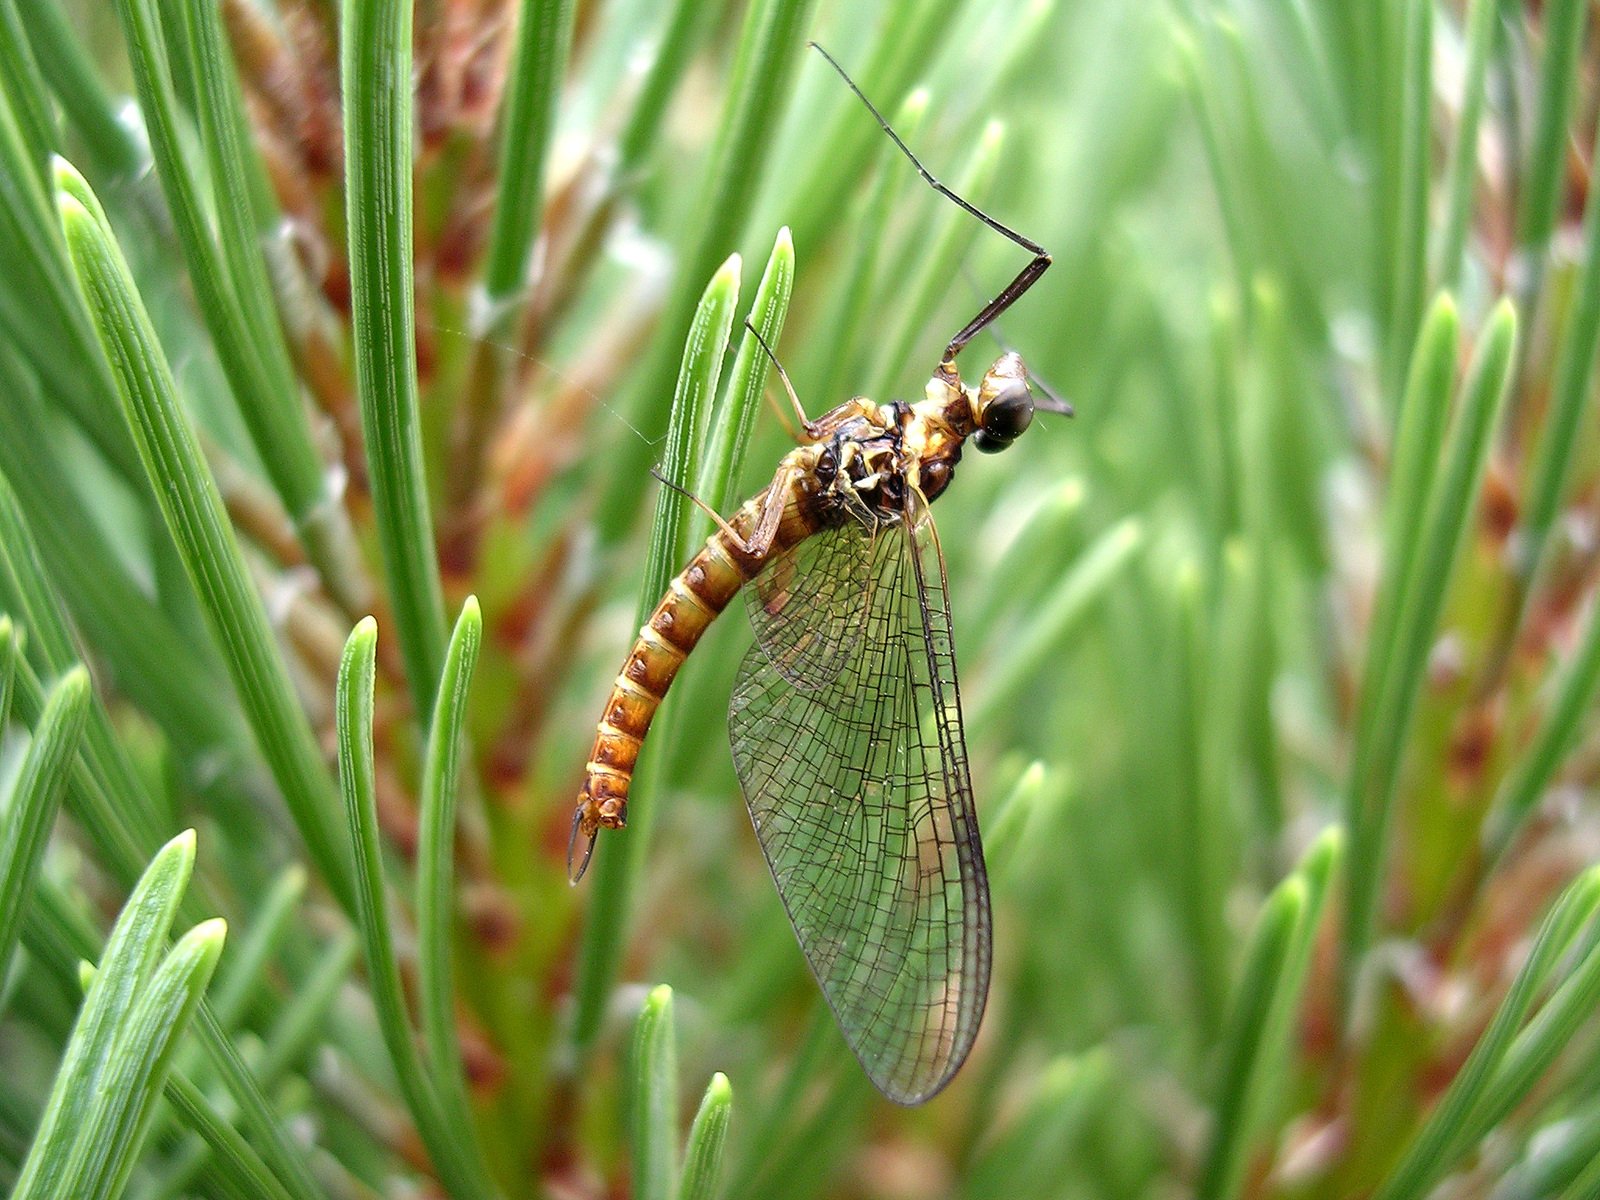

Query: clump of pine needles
2 1 1600 1198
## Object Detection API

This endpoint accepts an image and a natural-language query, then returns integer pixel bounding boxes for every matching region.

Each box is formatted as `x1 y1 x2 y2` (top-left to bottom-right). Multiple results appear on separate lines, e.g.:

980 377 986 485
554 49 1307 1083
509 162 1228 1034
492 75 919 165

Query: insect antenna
809 41 1052 363
1018 359 1073 417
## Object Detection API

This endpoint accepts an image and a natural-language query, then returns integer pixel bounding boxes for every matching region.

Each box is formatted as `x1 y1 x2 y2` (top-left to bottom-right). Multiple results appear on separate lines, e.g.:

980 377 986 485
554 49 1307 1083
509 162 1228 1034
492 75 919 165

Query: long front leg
943 252 1052 363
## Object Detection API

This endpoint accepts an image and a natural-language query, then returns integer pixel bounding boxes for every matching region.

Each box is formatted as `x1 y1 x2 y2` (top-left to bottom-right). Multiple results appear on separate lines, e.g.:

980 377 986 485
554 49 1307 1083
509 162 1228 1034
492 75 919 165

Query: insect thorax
813 409 906 525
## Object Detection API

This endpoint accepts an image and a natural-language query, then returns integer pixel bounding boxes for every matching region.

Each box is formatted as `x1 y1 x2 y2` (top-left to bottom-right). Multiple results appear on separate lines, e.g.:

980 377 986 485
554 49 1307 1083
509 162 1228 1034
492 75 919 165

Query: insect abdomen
569 499 779 879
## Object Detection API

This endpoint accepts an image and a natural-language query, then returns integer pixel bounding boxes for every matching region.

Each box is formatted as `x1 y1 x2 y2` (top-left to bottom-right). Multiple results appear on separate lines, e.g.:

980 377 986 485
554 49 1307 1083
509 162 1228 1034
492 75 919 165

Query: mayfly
569 44 1069 1104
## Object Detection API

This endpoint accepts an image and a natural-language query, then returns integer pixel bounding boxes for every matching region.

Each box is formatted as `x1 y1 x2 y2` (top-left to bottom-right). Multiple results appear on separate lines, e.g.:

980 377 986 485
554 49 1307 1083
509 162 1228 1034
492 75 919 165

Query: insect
569 44 1070 1104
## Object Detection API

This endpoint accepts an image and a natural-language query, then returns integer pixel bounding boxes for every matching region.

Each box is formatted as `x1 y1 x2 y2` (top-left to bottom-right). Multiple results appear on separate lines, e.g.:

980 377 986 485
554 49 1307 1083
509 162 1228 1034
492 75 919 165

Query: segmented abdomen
568 482 818 879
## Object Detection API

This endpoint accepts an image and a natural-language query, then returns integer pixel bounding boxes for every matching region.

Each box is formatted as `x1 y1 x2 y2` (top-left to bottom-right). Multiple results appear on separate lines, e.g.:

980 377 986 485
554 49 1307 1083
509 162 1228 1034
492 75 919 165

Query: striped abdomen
568 479 821 879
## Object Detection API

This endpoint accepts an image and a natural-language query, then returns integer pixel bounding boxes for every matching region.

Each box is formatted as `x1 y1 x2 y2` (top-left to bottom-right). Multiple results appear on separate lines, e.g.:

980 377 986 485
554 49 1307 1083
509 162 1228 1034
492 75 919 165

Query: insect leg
650 462 801 559
735 464 803 559
743 320 813 435
955 275 1075 415
764 388 806 445
808 41 1052 364
744 319 884 440
942 255 1052 363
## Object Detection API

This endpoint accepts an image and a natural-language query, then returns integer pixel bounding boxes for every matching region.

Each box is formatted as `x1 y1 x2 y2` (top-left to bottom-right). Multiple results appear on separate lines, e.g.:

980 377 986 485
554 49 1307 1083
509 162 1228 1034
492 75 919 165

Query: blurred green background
3 0 1600 1197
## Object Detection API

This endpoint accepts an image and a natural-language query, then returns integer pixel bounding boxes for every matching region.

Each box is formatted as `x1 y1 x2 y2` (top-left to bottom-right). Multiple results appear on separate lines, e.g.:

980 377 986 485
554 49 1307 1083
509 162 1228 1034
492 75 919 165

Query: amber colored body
567 353 1037 878
569 441 837 869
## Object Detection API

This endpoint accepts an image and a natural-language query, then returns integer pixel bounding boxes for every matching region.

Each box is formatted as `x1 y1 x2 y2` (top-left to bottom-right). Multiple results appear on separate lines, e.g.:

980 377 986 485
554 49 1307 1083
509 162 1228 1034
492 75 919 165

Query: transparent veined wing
745 514 875 690
728 492 991 1104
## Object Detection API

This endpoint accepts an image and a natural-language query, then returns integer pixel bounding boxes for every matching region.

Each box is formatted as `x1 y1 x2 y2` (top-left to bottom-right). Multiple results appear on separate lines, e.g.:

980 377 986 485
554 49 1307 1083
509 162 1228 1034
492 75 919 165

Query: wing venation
729 496 991 1104
745 516 875 690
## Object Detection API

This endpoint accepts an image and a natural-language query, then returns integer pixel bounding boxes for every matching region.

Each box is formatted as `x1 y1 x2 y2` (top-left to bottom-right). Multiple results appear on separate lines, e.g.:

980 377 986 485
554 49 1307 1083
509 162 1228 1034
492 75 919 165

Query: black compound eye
972 430 1013 454
982 381 1034 442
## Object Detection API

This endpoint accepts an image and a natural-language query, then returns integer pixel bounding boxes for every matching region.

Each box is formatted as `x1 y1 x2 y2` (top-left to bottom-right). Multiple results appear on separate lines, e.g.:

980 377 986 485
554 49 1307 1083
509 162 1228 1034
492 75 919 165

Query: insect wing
728 497 991 1104
746 517 875 689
